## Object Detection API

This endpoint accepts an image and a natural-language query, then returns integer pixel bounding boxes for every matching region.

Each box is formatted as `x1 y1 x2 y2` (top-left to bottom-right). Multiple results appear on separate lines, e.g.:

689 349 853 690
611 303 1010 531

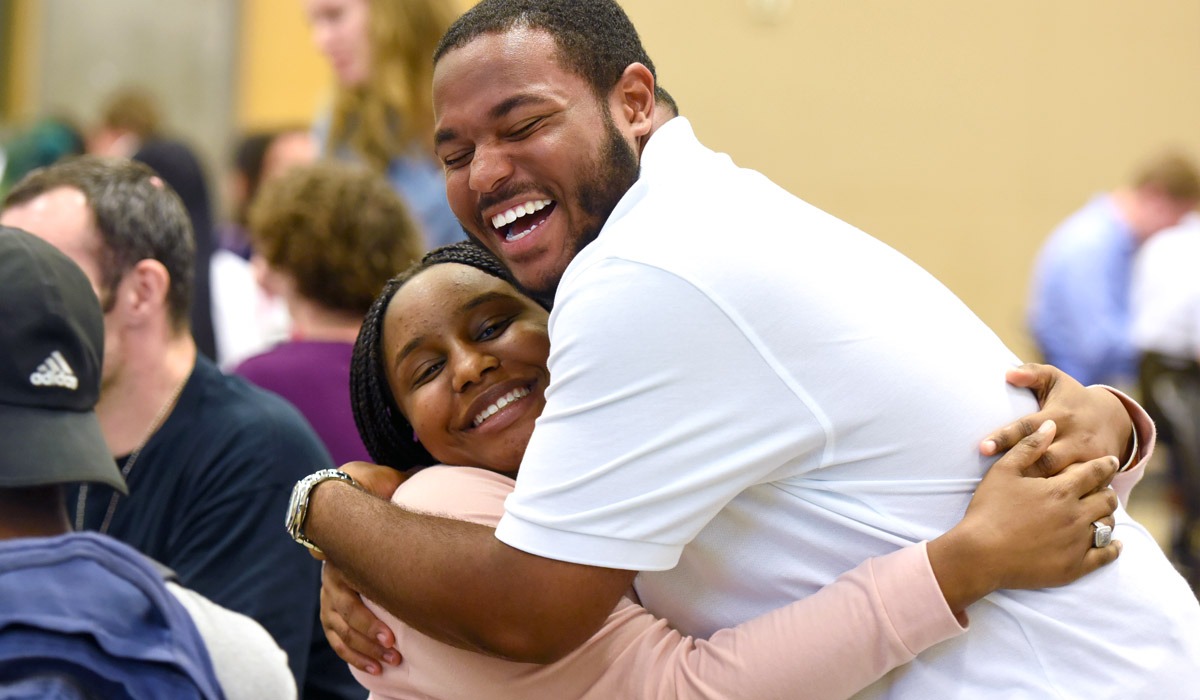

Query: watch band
285 469 361 552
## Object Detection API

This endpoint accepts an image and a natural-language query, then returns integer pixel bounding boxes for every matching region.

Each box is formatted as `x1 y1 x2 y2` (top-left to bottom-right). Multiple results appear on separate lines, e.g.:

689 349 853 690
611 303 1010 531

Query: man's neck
286 296 362 343
96 332 197 457
637 108 673 157
0 489 71 540
1109 188 1152 241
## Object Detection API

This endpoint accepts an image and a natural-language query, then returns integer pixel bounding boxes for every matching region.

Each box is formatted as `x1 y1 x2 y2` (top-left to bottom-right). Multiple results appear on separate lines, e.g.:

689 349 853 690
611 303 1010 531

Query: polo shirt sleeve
496 259 824 571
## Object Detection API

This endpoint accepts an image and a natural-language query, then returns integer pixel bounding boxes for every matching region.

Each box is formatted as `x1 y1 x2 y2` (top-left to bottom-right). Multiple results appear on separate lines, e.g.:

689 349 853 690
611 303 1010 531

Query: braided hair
350 241 535 471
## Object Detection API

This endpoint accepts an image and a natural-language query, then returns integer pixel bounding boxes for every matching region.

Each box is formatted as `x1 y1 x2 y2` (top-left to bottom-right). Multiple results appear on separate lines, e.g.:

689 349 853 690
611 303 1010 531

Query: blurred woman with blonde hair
306 0 463 250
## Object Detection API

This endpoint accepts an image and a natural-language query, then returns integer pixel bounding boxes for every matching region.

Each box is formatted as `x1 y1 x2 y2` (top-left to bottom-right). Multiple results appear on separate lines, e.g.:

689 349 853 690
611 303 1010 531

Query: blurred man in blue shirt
1029 151 1200 386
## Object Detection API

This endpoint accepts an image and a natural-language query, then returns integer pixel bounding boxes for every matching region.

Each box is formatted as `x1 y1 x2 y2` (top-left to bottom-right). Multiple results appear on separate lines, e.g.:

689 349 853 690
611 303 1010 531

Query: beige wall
621 0 1200 358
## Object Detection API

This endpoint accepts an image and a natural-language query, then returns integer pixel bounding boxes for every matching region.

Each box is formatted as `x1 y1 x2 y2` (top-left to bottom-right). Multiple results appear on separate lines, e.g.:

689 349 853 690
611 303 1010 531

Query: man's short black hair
434 0 677 110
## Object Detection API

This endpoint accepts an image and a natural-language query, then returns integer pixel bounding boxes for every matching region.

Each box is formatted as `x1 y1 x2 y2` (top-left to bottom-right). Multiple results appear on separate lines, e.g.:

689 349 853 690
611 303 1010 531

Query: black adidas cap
0 226 127 493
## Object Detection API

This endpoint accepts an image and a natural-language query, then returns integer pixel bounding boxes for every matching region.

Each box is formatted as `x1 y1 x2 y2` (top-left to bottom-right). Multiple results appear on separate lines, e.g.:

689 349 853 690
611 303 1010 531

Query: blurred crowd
0 1 463 698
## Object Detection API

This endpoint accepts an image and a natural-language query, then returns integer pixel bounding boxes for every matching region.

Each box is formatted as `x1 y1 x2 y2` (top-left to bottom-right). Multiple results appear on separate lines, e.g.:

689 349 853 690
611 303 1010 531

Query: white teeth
506 223 537 242
473 387 531 427
490 199 552 231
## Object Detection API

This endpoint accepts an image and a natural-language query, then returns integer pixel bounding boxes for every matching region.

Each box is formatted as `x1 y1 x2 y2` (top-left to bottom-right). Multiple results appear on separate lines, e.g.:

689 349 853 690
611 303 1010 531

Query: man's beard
529 110 640 307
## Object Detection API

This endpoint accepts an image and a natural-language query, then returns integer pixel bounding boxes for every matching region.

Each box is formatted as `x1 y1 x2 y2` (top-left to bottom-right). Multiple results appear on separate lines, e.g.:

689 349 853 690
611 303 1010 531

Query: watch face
285 488 300 538
286 473 317 544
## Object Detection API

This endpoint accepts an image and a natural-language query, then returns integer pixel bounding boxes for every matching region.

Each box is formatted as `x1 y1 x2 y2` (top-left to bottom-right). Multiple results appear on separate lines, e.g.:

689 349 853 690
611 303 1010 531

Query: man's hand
979 363 1132 476
321 562 400 675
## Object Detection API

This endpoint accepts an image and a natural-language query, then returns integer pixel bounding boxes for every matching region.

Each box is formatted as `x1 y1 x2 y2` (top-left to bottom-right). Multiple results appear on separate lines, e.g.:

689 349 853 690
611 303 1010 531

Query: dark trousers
1139 351 1200 588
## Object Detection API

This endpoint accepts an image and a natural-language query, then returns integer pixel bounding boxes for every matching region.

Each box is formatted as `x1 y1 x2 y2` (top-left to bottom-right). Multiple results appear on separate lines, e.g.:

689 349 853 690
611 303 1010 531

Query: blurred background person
86 86 163 159
1028 150 1200 387
84 87 223 362
0 116 85 196
132 138 221 362
236 161 424 465
211 127 318 368
304 0 464 251
1131 211 1200 590
219 126 318 259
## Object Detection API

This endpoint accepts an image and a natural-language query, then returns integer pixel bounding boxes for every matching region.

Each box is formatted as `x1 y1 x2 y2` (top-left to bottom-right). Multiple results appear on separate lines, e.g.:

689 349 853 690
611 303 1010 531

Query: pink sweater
351 389 1151 699
351 466 964 700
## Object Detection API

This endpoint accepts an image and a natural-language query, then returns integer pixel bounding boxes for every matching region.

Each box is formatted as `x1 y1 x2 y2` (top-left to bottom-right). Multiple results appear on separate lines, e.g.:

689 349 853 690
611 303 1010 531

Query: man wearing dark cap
0 226 295 699
1 157 360 699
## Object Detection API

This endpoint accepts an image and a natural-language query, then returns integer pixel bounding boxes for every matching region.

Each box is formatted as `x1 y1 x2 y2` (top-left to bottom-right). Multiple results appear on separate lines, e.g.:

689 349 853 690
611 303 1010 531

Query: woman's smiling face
383 263 550 473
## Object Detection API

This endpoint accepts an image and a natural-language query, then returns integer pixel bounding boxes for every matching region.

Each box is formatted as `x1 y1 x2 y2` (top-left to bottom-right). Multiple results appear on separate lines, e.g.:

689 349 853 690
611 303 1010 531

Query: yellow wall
238 0 1200 357
236 0 332 130
3 0 39 121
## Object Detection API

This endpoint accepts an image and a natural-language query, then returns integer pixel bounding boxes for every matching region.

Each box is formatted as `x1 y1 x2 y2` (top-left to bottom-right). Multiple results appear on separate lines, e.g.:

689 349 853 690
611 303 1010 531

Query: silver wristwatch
285 469 360 552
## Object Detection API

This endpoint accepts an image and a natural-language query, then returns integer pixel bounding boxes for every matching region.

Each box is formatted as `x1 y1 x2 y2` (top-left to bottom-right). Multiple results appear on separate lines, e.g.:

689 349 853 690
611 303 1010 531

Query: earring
412 430 420 443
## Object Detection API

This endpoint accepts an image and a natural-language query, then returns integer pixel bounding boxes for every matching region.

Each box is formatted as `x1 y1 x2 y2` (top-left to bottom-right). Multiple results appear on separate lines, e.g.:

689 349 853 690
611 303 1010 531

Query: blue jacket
0 533 224 700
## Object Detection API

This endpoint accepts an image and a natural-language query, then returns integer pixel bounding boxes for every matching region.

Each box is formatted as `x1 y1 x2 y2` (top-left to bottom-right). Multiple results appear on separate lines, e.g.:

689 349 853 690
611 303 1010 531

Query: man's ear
612 62 655 141
114 258 172 327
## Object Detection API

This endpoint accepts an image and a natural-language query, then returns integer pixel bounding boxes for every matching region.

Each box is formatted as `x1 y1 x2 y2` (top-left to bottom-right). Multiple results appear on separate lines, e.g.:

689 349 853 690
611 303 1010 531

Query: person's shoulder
166 582 298 700
394 466 514 527
230 345 286 383
1049 195 1124 241
233 341 346 387
188 358 331 463
197 356 297 414
0 532 153 577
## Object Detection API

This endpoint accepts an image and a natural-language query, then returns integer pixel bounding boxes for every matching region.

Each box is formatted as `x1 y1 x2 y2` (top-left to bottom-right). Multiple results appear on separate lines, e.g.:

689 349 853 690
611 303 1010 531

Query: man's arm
305 480 635 663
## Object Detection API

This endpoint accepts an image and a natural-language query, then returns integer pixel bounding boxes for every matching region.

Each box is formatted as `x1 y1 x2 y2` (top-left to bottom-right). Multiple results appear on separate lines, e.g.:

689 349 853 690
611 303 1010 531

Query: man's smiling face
432 27 640 301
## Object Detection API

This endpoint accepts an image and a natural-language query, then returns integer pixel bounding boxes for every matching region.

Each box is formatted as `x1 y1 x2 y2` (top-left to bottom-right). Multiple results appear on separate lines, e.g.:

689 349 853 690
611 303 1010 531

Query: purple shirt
234 340 369 466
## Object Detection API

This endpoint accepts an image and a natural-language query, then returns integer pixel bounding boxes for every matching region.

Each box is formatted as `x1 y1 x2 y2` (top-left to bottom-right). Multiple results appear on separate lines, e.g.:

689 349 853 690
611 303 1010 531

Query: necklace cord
73 376 189 533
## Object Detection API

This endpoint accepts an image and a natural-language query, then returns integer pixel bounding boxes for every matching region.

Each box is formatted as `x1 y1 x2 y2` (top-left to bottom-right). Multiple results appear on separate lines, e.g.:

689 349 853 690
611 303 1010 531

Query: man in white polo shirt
299 1 1200 696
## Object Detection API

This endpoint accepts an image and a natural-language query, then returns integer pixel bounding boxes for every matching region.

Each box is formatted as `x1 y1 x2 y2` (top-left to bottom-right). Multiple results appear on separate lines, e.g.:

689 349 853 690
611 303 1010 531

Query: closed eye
507 117 545 140
442 149 474 170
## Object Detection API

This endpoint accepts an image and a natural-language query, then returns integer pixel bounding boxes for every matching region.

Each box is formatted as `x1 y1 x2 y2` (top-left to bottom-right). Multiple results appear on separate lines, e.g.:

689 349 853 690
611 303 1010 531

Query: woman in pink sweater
333 243 1142 699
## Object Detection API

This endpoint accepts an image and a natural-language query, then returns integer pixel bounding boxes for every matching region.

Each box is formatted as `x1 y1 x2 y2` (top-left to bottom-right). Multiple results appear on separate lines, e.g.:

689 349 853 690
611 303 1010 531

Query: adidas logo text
30 351 79 390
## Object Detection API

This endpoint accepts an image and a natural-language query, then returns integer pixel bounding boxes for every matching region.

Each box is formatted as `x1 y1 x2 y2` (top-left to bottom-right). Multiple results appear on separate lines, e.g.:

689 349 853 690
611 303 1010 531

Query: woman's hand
340 460 409 499
980 363 1134 476
929 420 1121 615
321 562 401 675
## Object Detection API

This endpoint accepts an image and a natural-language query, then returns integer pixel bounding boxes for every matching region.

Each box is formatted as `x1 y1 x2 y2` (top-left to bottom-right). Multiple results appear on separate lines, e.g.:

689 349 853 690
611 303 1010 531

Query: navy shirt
70 356 364 699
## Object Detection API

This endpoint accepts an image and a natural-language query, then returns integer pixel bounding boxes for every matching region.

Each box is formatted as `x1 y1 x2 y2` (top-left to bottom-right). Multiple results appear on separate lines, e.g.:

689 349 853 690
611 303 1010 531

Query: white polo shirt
496 118 1200 698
